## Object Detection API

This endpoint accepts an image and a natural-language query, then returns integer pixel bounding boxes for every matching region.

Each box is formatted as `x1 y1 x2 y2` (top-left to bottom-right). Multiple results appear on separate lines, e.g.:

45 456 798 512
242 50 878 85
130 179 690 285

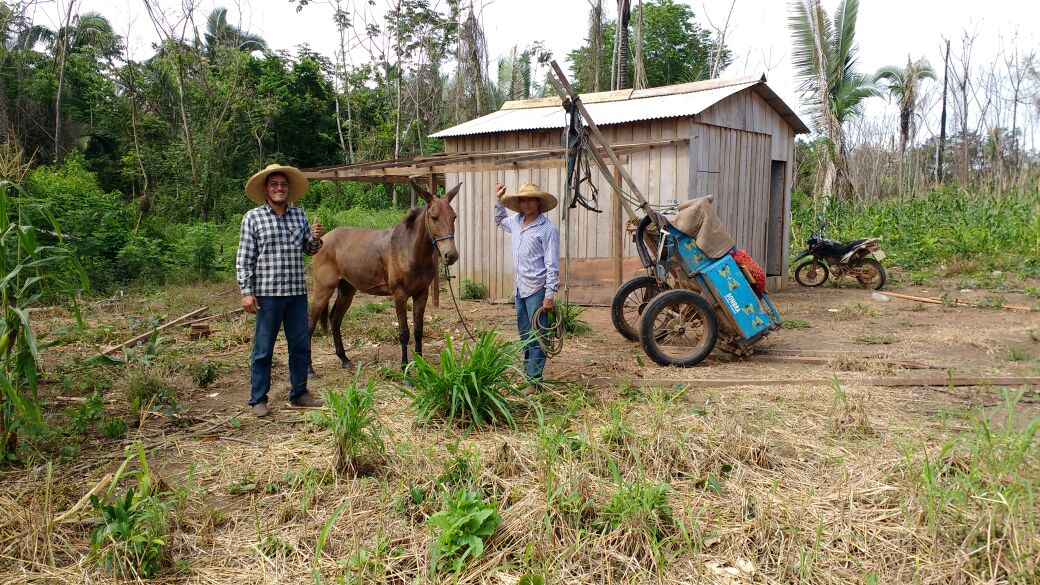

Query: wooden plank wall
444 118 690 303
694 89 797 289
687 124 771 265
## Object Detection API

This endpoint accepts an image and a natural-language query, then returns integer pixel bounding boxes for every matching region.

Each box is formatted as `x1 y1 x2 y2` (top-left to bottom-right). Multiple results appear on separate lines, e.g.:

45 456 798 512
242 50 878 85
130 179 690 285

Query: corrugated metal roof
431 83 757 138
430 76 811 138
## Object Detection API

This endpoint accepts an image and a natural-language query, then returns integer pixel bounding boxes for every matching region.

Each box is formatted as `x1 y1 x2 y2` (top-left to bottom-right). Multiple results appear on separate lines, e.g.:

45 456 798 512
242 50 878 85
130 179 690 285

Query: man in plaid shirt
236 164 325 417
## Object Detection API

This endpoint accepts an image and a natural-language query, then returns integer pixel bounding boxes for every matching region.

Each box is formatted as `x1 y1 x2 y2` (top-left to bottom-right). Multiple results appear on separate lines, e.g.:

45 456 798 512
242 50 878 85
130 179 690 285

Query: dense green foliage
790 188 1040 278
428 488 502 575
567 0 729 92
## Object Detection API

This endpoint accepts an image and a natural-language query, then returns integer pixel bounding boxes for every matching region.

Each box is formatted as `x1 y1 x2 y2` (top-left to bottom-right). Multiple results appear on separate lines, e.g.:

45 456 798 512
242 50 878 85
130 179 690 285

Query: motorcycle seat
831 238 870 259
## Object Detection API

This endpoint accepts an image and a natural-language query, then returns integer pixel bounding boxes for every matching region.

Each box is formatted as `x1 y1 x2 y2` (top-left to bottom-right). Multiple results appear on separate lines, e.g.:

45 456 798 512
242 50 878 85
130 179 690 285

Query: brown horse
308 181 461 371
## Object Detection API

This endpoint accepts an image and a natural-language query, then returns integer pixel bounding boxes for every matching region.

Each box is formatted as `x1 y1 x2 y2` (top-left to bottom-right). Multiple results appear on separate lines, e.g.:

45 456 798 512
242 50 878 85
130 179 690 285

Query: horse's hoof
340 359 354 370
307 368 318 379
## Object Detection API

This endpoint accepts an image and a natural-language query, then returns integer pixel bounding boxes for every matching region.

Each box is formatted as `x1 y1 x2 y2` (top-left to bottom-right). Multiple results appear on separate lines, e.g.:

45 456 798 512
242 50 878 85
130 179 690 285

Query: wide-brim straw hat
501 182 558 213
245 164 309 205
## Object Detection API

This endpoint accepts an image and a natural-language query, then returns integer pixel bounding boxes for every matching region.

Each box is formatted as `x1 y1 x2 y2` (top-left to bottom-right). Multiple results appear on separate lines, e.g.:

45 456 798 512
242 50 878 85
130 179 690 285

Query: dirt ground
2 276 1039 583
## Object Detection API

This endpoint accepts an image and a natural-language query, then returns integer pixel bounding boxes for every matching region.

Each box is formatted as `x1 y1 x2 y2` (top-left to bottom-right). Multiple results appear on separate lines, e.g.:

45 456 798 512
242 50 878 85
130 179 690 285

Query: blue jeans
515 288 548 382
250 295 311 405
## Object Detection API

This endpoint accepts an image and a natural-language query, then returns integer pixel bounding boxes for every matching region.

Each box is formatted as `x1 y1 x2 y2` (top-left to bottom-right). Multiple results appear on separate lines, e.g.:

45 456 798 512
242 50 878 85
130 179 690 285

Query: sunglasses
268 181 290 188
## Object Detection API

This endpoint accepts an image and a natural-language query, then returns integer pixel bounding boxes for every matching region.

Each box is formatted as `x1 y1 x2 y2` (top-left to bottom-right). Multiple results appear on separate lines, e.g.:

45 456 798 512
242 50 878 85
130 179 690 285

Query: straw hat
244 164 309 205
501 182 558 213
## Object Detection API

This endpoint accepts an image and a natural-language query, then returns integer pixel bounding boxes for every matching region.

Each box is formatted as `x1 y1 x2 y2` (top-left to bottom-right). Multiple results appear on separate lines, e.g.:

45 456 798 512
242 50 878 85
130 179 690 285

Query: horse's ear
409 180 433 205
446 182 462 203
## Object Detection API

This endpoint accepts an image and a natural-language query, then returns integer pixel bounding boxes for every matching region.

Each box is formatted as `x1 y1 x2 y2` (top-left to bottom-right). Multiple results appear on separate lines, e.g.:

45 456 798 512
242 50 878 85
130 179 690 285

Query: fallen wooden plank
101 307 208 355
180 307 246 328
884 291 1037 312
641 376 1040 388
749 354 933 369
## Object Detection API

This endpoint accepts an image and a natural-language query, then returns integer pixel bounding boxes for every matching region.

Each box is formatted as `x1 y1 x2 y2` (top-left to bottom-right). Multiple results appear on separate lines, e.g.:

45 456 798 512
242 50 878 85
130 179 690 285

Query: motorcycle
792 227 887 290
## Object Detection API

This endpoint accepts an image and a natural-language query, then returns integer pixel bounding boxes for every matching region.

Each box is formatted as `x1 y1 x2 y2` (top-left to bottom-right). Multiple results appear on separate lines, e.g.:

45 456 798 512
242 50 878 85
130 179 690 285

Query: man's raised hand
311 215 324 240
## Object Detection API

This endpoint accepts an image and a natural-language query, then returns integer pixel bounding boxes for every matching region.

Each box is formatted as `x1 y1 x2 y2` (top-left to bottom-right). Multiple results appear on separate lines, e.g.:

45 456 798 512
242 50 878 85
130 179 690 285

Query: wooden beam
546 61 645 217
102 307 208 355
641 375 1040 388
883 291 1037 312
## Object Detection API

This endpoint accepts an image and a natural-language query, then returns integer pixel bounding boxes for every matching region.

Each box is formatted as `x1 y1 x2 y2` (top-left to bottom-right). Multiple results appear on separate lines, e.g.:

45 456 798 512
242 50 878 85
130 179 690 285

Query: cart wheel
794 260 829 287
638 290 718 367
610 276 669 342
850 258 886 290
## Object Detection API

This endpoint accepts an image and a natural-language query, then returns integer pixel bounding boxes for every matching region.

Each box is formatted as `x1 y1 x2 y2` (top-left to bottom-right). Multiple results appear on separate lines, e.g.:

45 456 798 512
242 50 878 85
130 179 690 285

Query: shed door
689 126 771 266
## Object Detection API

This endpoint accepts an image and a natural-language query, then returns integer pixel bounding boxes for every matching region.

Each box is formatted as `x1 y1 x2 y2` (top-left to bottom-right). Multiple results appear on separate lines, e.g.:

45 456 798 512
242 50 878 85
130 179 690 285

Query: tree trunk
613 0 631 90
936 39 949 184
53 0 77 165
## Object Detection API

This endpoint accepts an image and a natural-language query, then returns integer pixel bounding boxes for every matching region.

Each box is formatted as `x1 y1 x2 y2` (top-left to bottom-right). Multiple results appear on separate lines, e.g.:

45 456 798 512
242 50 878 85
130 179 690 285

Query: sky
31 0 1039 139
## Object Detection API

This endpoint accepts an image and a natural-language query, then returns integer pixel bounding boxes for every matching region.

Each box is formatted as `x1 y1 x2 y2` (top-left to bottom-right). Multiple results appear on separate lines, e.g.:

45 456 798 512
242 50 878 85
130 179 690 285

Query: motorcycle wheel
794 260 829 287
851 258 886 290
611 275 670 342
638 290 718 367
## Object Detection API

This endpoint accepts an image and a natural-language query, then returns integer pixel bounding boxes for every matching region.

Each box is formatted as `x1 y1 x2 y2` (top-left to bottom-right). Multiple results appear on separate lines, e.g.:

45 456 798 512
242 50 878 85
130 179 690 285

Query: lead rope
532 305 564 357
442 264 478 343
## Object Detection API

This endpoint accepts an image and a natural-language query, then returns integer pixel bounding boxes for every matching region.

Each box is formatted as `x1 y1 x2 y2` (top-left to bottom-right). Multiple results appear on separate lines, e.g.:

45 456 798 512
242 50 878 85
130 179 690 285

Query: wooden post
546 60 646 220
428 173 440 308
612 165 624 289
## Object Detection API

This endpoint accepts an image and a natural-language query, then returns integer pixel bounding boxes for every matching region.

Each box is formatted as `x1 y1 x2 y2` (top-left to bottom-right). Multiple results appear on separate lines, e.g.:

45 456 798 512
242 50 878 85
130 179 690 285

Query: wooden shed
429 73 809 304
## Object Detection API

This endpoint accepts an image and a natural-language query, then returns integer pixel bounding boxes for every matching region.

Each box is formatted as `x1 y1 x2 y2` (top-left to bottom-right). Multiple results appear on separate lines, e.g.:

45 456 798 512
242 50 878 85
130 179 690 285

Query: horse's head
411 181 461 265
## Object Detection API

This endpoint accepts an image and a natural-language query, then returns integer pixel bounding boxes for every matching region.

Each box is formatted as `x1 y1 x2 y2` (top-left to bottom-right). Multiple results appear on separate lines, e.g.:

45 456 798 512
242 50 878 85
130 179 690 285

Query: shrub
429 488 502 575
171 222 220 280
321 374 385 474
401 331 522 427
116 235 167 285
459 279 488 300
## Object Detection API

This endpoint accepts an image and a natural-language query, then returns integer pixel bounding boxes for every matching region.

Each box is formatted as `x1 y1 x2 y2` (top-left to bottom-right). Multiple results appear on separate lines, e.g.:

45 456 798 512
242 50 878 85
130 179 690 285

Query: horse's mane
402 206 424 230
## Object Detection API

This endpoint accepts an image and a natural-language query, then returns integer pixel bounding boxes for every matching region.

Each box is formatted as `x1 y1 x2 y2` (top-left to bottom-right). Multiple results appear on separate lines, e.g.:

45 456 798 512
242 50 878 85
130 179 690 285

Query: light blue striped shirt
495 200 561 300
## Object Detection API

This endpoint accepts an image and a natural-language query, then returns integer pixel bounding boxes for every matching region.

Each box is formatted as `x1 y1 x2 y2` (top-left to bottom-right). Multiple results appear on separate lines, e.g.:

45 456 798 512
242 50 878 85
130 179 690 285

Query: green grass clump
402 331 522 427
782 319 812 329
555 302 591 336
428 488 502 575
459 279 488 300
321 375 385 475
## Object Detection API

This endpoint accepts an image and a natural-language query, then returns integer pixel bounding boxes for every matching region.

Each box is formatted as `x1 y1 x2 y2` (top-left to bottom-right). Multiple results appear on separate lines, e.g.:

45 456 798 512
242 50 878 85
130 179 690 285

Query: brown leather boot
251 402 270 417
289 392 323 409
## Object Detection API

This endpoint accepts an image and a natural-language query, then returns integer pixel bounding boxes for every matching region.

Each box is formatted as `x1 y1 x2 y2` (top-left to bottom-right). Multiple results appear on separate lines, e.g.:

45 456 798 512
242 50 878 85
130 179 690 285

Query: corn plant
428 488 502 576
321 374 385 475
0 180 88 459
401 330 523 427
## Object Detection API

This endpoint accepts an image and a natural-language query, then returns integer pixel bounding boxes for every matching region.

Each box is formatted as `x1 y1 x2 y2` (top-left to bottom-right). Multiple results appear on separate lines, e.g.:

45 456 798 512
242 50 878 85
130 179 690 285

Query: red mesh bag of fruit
730 249 766 294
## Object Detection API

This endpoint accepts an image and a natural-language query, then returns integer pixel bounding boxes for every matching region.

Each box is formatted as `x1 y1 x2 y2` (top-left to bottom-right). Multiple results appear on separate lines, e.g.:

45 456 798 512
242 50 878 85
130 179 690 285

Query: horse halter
423 205 455 257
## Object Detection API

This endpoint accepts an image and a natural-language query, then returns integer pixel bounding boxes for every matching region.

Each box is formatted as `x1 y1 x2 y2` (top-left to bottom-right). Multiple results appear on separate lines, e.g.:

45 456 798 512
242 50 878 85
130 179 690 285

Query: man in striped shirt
236 164 325 417
494 182 561 394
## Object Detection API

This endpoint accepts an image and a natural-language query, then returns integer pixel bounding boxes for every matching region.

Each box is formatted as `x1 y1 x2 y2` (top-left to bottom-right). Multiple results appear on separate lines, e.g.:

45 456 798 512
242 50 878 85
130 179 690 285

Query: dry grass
4 284 1039 584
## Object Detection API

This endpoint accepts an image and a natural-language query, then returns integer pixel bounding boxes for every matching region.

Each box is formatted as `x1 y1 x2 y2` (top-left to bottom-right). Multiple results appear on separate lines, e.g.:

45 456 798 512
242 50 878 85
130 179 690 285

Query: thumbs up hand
310 215 324 240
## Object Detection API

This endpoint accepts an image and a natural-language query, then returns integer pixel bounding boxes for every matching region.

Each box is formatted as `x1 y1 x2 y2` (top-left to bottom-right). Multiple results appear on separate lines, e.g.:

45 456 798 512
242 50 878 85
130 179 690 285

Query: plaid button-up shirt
236 204 322 297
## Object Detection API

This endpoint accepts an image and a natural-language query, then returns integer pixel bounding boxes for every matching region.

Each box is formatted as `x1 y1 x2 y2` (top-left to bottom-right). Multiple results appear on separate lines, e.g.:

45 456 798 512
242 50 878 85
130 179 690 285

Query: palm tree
789 0 878 201
203 7 266 59
874 57 936 191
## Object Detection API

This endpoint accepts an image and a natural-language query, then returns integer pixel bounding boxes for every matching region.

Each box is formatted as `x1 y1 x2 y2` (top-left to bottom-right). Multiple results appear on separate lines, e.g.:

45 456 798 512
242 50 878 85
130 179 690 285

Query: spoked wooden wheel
638 290 718 367
610 276 670 342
